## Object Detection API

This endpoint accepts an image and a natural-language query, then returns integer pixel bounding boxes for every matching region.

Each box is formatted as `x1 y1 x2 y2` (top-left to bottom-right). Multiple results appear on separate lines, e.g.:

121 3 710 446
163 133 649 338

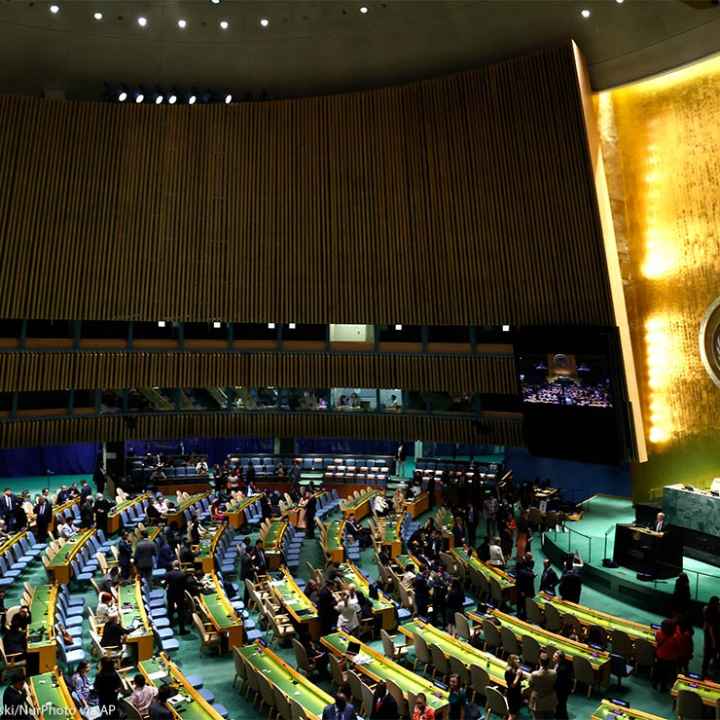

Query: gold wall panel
599 56 720 498
0 350 517 394
0 45 614 327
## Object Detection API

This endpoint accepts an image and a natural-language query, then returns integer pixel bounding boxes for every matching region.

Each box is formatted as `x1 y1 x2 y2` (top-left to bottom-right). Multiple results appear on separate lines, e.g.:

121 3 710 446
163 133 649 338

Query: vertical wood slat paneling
0 45 612 326
0 412 524 449
0 351 517 395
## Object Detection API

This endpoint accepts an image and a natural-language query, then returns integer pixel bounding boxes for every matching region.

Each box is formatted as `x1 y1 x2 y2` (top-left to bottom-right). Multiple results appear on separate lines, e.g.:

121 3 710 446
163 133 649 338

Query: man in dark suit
2 671 33 719
55 486 69 505
94 493 112 535
539 559 560 595
654 512 667 534
305 492 317 539
558 558 582 604
253 539 267 575
117 531 133 580
149 685 175 720
165 561 188 635
515 553 536 620
134 529 158 583
370 682 398 720
321 693 356 720
1 489 17 531
33 495 53 542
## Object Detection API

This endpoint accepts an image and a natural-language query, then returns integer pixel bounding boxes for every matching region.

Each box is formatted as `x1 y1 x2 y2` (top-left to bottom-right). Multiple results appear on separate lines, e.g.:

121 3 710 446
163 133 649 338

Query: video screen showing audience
518 352 613 408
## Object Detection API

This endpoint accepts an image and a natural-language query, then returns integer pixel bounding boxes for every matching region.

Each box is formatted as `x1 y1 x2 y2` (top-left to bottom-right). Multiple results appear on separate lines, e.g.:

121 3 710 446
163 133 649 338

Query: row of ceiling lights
47 2 371 29
581 0 624 18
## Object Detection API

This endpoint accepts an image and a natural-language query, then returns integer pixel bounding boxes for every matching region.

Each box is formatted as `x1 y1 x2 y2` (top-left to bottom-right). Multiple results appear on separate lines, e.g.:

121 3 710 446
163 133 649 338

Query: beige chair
381 629 409 662
360 681 375 719
572 655 596 697
0 636 26 674
500 627 520 658
543 603 562 632
119 698 143 720
470 664 490 703
448 656 470 688
290 700 308 720
677 689 704 720
272 685 292 720
292 639 317 677
429 643 450 680
192 612 221 654
484 686 508 720
635 638 656 674
521 634 541 666
232 646 247 691
346 669 366 704
488 578 504 609
386 679 409 718
482 620 502 654
257 673 278 718
329 653 345 687
244 660 261 705
413 632 432 673
526 597 544 626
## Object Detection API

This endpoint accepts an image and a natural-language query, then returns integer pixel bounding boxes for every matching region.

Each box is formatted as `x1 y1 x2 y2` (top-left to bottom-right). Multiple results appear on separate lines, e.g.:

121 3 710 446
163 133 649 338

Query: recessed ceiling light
118 91 128 102
135 93 144 104
224 93 233 104
188 94 197 105
288 323 296 330
360 6 369 13
267 323 276 329
260 17 270 28
93 12 103 21
49 4 60 14
155 95 163 105
157 321 166 328
581 9 591 18
616 0 624 3
177 19 187 29
219 20 229 30
502 324 511 332
168 94 177 104
137 16 148 27
395 324 403 331
213 321 222 329
210 0 222 5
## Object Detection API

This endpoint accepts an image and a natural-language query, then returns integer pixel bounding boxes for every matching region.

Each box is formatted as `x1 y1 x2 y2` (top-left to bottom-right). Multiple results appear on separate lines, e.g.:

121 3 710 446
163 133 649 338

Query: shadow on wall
504 447 630 503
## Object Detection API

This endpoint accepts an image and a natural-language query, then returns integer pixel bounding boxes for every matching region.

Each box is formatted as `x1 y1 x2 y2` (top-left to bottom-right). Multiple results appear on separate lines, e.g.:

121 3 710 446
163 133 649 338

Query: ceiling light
360 6 369 13
502 325 510 332
267 323 276 329
137 16 148 27
288 323 296 330
395 324 403 331
155 95 163 105
118 91 128 102
210 0 222 4
168 94 177 104
157 321 166 328
580 9 591 18
93 12 103 21
135 93 144 104
219 20 229 30
213 321 221 329
616 0 624 3
224 93 233 104
260 17 270 28
188 94 197 105
177 19 187 29
49 4 60 14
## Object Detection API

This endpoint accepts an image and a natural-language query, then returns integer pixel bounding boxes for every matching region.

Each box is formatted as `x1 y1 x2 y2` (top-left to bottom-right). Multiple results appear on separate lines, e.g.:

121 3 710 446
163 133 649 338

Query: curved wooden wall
0 412 524 449
0 351 516 394
0 44 612 327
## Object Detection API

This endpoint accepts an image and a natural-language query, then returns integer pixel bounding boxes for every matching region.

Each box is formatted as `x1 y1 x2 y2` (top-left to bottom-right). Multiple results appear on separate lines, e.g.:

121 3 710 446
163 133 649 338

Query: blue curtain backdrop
0 443 99 478
504 447 630 502
125 437 273 466
294 437 411 456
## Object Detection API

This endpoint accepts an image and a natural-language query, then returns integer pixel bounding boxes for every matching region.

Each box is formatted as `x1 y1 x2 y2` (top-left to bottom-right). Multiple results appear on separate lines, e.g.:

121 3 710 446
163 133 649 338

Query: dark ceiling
1 0 719 100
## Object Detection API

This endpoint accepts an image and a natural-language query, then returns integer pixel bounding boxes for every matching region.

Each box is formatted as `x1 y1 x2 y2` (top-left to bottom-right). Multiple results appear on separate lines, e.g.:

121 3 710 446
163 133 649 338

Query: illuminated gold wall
598 56 720 499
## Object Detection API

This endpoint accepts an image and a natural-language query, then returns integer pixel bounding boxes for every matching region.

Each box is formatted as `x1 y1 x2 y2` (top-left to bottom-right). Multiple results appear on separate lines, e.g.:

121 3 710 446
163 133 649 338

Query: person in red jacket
653 618 680 692
675 617 695 675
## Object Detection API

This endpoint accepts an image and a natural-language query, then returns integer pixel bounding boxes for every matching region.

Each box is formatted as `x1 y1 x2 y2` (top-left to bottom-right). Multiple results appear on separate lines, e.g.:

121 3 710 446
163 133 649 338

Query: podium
613 524 683 579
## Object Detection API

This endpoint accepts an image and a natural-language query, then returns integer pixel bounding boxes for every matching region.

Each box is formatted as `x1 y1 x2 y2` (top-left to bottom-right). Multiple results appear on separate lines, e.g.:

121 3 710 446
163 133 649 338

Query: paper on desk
148 671 168 681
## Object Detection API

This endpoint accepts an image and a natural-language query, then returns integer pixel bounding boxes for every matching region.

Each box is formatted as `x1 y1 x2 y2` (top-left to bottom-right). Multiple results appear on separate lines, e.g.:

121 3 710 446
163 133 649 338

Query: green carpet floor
0 483 695 719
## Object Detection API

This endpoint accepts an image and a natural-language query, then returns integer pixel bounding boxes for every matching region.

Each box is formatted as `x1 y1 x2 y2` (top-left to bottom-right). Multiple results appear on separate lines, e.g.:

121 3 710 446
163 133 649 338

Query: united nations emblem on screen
699 297 720 388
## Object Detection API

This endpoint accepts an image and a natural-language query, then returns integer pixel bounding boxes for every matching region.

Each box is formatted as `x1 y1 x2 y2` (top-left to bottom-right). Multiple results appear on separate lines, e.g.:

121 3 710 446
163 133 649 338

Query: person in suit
322 692 356 720
305 491 317 539
79 498 94 529
317 583 339 636
1 489 18 531
94 493 112 535
165 561 188 635
55 486 69 505
117 531 133 580
539 559 560 595
93 656 122 719
426 474 436 509
515 553 536 619
413 570 430 618
654 512 667 533
253 539 267 575
100 615 129 649
558 557 582 604
553 651 574 720
80 480 93 499
2 671 32 720
93 464 107 495
370 681 397 720
528 653 558 720
134 529 158 583
149 684 175 720
33 495 53 542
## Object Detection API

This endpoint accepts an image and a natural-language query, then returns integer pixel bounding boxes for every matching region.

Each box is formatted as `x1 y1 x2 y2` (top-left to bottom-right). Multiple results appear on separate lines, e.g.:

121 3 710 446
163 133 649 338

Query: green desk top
118 581 150 632
263 519 287 550
471 610 610 671
196 523 224 561
401 620 524 690
200 575 242 631
342 489 377 511
395 555 420 571
239 644 332 719
28 584 55 646
535 592 655 644
453 548 515 590
227 496 256 513
321 632 448 712
140 655 223 720
336 563 393 612
30 671 80 719
672 675 720 706
271 573 318 621
300 471 324 480
326 520 344 552
383 518 401 544
171 493 209 516
47 529 94 567
0 531 26 555
109 494 146 517
434 507 453 531
592 699 666 720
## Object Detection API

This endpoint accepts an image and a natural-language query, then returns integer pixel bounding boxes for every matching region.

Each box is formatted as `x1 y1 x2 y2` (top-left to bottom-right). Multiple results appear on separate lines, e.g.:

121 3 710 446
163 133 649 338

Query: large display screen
518 353 613 408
